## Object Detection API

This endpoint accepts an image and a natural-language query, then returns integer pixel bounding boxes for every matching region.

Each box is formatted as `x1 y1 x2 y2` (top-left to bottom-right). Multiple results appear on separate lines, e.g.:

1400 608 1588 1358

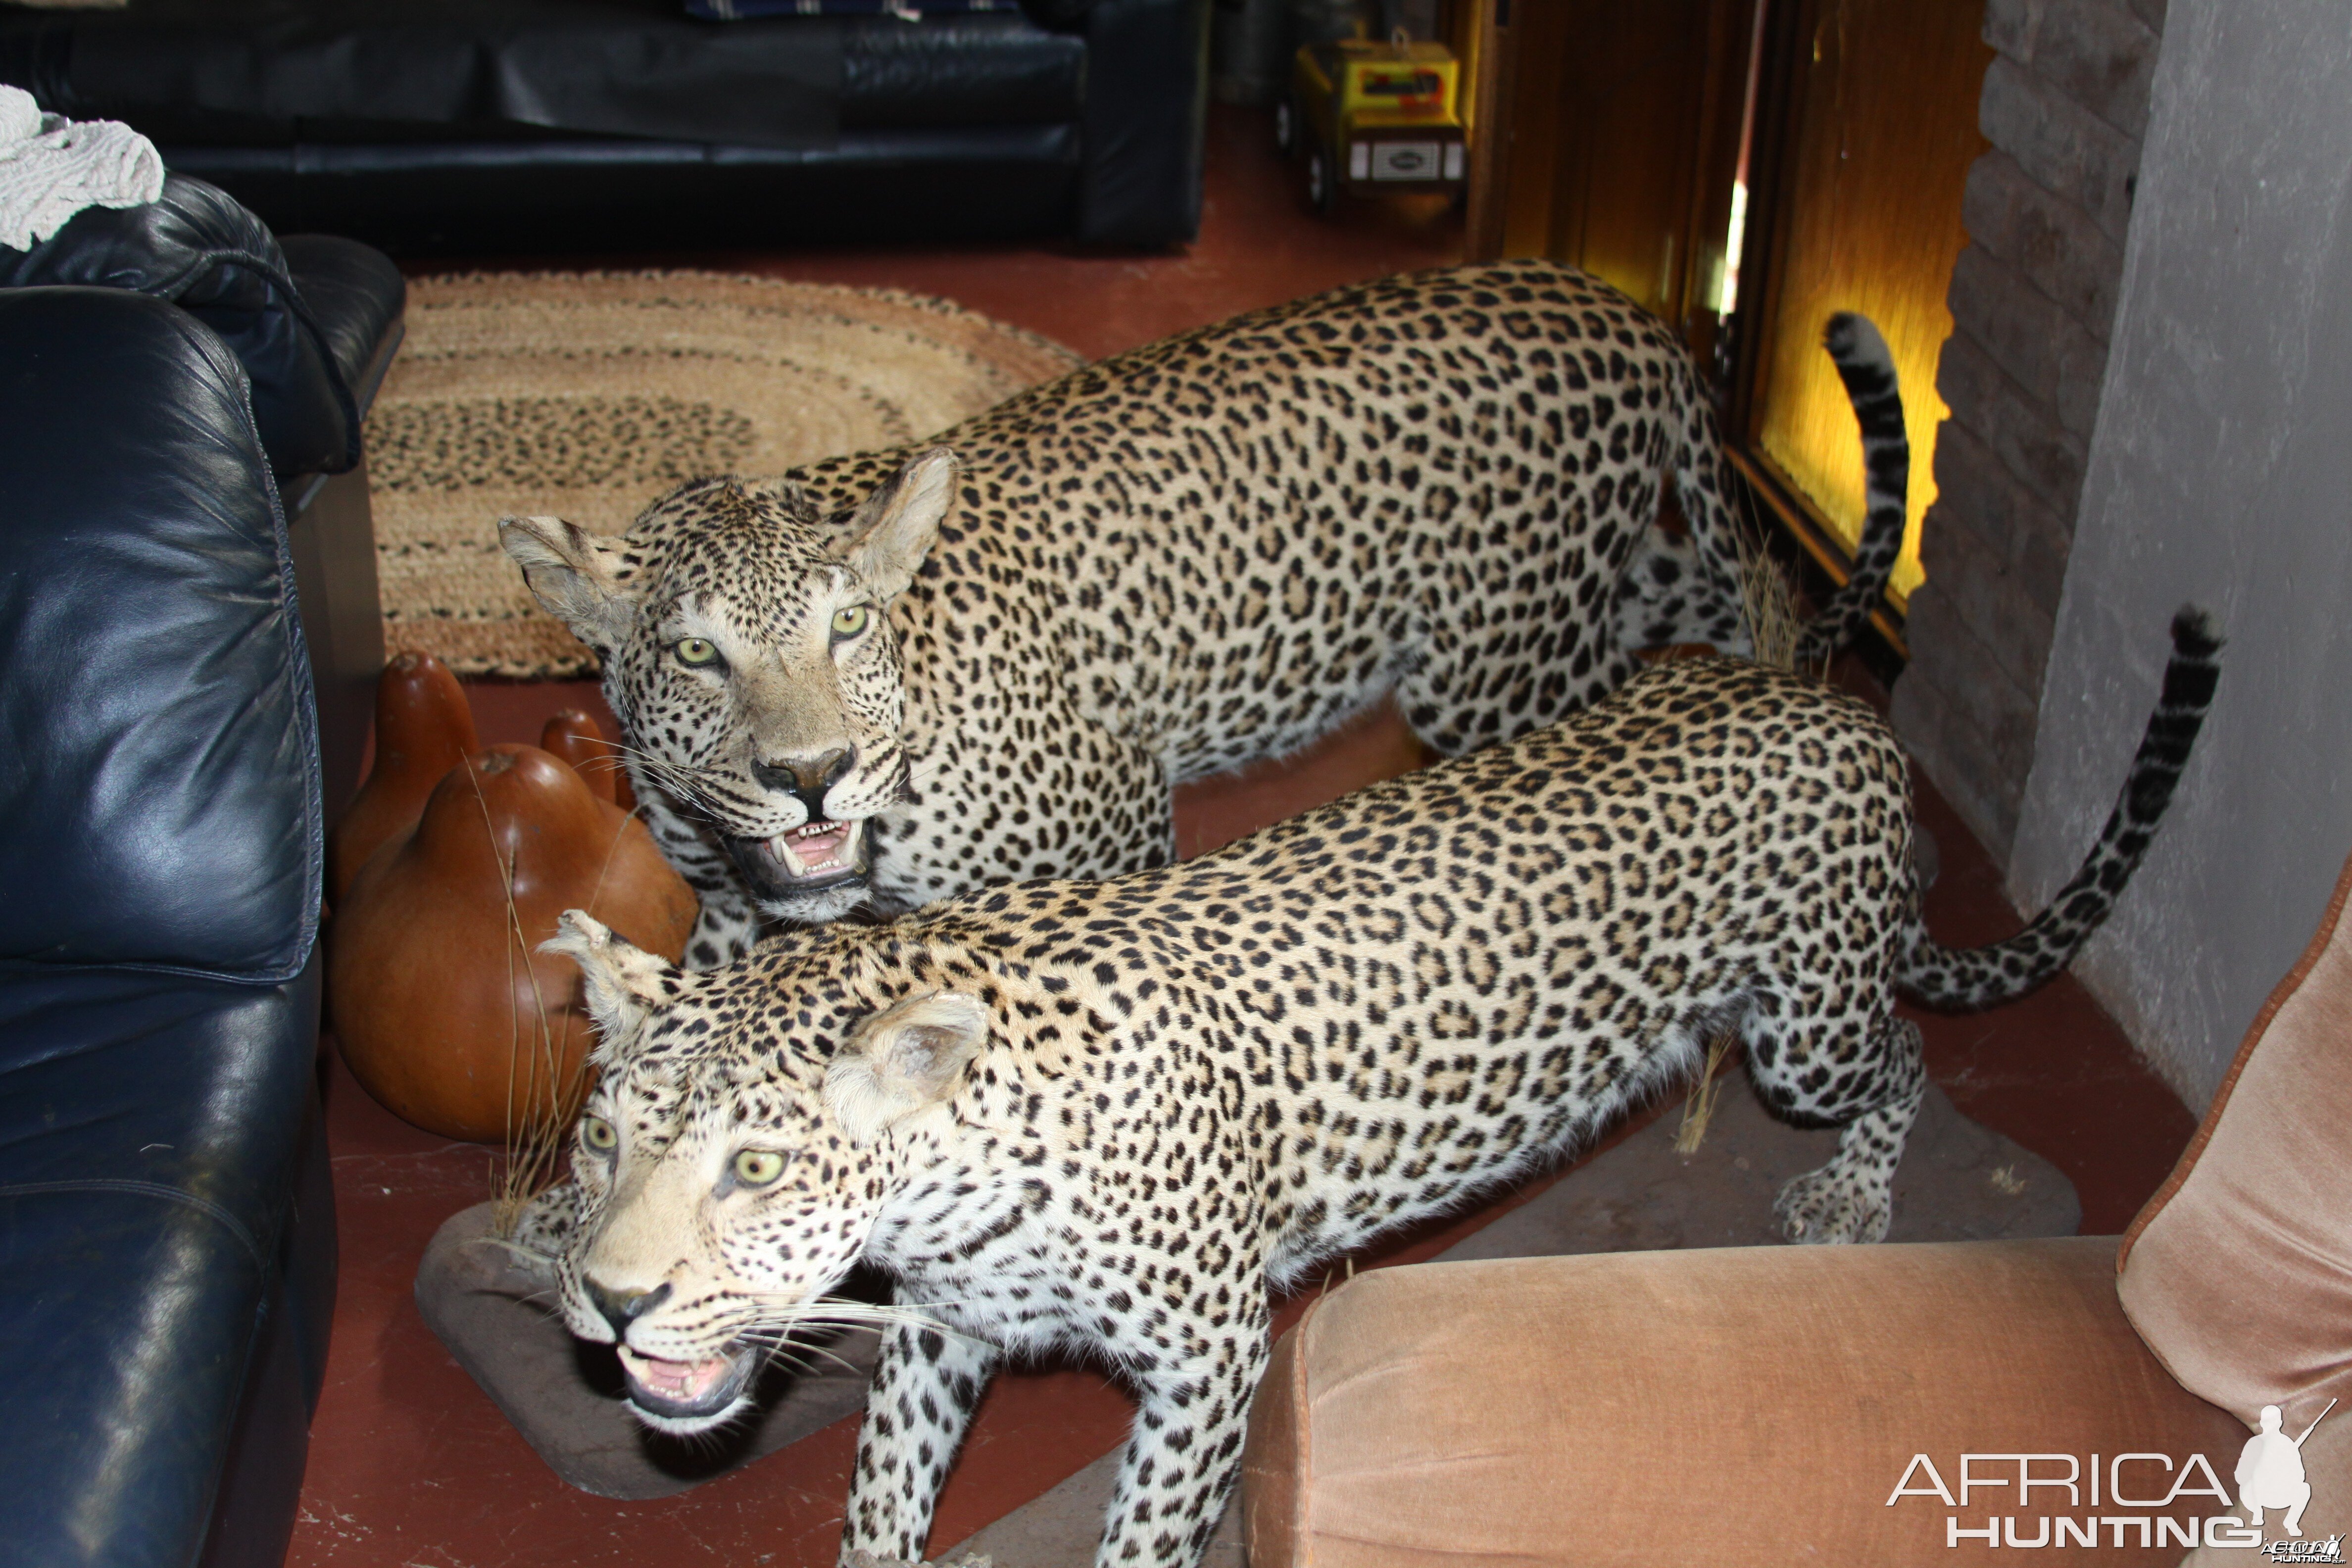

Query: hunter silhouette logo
2242 1399 2339 1563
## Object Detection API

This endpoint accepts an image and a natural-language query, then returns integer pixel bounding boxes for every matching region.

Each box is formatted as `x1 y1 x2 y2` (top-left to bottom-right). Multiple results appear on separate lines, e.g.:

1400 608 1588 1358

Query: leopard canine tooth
768 818 860 876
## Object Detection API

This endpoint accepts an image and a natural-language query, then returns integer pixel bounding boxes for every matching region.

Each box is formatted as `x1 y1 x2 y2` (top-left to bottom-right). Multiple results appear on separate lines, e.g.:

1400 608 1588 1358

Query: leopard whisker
740 1295 974 1340
737 1336 873 1377
604 743 723 802
469 1235 560 1270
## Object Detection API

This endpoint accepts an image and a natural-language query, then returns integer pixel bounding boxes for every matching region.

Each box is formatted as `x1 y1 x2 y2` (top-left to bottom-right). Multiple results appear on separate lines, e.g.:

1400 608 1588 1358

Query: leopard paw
1773 1162 1893 1245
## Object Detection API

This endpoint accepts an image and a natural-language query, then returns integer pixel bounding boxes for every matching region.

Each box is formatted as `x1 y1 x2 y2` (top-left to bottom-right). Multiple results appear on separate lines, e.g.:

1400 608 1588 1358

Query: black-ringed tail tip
1794 308 1909 668
1893 602 2222 1012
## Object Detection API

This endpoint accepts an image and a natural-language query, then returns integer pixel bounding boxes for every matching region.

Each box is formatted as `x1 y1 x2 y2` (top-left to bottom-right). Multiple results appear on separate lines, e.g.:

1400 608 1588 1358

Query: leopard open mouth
615 1342 759 1433
722 818 870 902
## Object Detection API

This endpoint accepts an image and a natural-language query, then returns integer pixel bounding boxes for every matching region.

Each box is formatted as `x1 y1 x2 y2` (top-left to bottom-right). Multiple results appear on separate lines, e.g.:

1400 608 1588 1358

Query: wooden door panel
1467 0 1750 343
1749 0 1990 604
1545 0 1733 326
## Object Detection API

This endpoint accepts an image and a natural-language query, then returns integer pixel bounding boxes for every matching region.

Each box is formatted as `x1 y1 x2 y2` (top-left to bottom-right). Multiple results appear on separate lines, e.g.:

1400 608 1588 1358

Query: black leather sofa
0 193 403 1568
0 0 1210 254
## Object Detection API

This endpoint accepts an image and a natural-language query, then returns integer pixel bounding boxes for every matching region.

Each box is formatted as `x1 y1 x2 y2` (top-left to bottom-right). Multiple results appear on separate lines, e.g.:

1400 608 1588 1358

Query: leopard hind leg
1746 1010 1927 1245
1613 526 1755 654
1394 616 1646 758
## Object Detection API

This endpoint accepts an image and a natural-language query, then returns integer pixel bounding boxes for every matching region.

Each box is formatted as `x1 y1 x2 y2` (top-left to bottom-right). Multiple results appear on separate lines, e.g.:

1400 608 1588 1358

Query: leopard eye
830 604 870 641
582 1115 618 1153
732 1149 787 1188
674 637 722 669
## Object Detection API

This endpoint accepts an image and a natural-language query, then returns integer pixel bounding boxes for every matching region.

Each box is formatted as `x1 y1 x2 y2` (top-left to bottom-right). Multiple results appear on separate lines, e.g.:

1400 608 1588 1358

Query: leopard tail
1897 608 2223 1010
1792 312 1910 666
1630 312 1909 661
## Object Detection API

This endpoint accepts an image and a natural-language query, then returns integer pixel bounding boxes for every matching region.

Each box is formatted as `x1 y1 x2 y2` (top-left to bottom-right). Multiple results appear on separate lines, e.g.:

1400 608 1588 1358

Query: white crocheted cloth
0 84 163 251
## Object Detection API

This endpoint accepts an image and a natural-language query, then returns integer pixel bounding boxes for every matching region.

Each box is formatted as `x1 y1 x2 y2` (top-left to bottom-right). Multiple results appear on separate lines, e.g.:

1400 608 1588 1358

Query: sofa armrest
0 176 365 476
279 234 405 416
1076 0 1208 247
1244 1238 2250 1567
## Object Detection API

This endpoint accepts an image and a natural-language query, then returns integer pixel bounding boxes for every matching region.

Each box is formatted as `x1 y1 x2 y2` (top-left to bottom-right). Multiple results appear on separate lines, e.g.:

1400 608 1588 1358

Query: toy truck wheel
1274 98 1296 155
1306 145 1335 213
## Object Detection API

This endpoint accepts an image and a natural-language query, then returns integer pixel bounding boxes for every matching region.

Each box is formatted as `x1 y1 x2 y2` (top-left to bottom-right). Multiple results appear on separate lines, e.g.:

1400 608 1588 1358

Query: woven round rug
365 271 1085 679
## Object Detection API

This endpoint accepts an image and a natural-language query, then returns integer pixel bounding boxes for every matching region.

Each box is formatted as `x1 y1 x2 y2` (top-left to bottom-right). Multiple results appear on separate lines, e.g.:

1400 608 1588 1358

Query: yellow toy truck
1275 37 1467 214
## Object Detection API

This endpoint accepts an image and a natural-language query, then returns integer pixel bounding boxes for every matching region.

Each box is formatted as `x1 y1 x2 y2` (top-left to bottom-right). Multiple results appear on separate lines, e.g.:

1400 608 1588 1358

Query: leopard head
500 448 956 923
541 911 989 1435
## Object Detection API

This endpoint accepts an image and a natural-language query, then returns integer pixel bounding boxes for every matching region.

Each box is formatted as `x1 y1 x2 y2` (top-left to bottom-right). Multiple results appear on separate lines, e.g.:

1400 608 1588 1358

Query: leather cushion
0 962 320 1568
840 14 1083 128
6 2 1088 137
0 287 321 980
49 0 840 151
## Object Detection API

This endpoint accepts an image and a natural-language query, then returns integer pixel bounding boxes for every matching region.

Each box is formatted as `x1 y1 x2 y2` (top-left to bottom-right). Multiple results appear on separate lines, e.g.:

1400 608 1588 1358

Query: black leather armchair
0 0 1210 254
0 285 333 1568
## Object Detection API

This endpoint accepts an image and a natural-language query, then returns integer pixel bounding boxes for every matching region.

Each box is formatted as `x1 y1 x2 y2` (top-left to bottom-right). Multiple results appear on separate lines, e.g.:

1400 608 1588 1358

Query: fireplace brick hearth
1892 0 2165 860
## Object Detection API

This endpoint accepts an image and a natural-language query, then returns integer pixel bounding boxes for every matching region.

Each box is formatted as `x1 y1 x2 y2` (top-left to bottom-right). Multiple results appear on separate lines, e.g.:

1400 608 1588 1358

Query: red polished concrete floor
291 106 2201 1567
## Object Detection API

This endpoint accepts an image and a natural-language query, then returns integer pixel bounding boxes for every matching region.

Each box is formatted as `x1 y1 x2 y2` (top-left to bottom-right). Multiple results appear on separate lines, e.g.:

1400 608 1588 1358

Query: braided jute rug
365 271 1085 679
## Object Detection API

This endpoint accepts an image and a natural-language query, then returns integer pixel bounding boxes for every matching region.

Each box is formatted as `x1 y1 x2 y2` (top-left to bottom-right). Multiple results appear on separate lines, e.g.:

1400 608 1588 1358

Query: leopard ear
832 448 956 600
823 989 987 1145
499 516 638 652
542 910 682 1065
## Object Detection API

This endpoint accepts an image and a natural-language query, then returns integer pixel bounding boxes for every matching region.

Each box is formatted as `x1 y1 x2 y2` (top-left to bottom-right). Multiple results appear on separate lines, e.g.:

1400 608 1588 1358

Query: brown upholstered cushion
1244 1239 2244 1568
2120 848 2352 1435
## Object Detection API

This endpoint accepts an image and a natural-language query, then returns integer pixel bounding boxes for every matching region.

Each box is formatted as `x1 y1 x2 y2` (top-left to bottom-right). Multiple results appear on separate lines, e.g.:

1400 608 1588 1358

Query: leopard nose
585 1278 672 1340
750 747 854 820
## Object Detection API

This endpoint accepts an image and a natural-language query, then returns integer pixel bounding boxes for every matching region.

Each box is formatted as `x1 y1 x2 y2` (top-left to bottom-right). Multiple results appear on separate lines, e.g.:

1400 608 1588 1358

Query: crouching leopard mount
498 259 1911 968
529 610 2219 1568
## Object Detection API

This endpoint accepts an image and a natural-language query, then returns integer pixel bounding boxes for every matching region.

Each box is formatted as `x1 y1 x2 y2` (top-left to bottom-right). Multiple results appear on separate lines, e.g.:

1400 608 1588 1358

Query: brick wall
1890 0 2166 860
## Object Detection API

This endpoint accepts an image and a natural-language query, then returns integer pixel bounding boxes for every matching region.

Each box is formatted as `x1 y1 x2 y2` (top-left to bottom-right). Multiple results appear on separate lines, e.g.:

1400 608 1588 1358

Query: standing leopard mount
498 259 1912 968
532 609 2220 1568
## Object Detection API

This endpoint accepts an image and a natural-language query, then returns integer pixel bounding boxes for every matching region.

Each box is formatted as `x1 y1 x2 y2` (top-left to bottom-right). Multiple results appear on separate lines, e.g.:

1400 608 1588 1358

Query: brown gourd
329 743 698 1142
328 652 478 906
538 707 636 811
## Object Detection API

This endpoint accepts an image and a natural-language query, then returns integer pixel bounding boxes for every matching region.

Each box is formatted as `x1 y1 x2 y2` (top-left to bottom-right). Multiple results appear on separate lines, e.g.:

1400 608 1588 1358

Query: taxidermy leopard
534 608 2219 1568
500 260 1911 967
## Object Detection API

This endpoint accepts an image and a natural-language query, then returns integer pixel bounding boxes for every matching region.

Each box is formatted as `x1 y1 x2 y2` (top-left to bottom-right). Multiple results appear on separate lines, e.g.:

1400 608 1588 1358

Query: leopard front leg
630 773 762 968
681 888 761 971
872 706 1176 909
1095 1326 1269 1568
840 1321 1000 1565
1762 1014 1928 1245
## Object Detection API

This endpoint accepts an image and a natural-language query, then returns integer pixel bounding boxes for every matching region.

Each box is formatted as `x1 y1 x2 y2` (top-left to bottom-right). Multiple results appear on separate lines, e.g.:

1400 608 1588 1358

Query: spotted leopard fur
501 263 1909 966
531 609 2218 1568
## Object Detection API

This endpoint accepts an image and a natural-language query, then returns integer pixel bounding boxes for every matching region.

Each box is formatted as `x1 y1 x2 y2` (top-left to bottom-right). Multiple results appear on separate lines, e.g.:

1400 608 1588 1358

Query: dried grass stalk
473 766 649 1238
1673 1030 1738 1155
1734 520 1812 677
